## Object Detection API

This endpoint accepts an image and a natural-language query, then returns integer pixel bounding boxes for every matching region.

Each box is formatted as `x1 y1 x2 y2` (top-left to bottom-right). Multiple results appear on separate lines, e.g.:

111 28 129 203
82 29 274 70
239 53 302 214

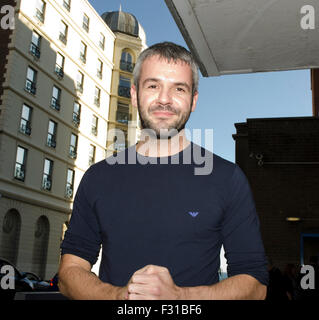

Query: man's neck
136 130 190 158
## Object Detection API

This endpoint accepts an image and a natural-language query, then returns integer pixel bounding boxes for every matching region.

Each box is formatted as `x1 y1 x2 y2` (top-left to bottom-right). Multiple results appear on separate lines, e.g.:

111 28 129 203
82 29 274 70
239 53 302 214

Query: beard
136 91 193 140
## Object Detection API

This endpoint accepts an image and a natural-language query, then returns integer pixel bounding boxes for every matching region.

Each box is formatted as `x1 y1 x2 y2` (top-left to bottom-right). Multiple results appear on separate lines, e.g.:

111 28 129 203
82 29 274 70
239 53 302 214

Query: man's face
131 55 198 139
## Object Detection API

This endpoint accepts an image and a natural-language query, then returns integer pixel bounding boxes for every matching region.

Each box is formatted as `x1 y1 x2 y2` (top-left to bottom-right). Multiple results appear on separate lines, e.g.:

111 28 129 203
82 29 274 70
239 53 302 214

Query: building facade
0 0 146 279
233 117 319 271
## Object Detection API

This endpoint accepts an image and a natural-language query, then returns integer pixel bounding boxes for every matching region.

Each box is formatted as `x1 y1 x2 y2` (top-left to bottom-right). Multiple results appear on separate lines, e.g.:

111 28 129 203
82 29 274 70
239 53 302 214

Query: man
58 42 268 300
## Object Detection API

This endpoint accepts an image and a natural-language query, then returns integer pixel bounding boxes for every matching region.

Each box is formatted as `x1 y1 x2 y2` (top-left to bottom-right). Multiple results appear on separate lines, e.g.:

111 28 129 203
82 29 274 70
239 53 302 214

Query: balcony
91 126 97 136
47 135 56 148
59 33 67 45
76 83 83 94
20 121 32 136
79 53 86 64
35 9 44 23
63 1 70 11
82 22 89 33
51 97 60 111
69 146 77 159
25 79 36 95
88 157 95 166
65 185 73 198
94 97 100 107
120 60 135 73
42 177 52 191
72 112 80 127
97 70 102 79
55 64 64 78
118 85 131 98
30 43 40 59
14 165 25 181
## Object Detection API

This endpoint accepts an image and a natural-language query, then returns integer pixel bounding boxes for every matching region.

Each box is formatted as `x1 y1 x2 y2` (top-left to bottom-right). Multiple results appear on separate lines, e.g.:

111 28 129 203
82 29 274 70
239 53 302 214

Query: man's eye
148 84 157 89
176 87 185 92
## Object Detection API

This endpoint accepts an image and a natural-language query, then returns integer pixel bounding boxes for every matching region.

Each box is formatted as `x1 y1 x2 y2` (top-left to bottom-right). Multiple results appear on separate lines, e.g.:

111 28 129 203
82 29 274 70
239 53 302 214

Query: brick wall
233 117 319 271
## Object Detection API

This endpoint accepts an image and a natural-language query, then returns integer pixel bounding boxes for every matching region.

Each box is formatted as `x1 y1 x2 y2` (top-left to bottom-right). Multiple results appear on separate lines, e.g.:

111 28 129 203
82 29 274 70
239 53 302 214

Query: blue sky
90 0 313 162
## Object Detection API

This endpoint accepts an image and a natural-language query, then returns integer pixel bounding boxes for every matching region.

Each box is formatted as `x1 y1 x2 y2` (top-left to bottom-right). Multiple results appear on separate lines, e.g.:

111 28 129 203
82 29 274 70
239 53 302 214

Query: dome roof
102 11 139 37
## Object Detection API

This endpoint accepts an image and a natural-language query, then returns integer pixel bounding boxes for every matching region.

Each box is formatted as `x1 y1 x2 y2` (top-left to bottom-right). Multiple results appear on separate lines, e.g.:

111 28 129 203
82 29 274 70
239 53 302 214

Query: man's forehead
142 54 190 67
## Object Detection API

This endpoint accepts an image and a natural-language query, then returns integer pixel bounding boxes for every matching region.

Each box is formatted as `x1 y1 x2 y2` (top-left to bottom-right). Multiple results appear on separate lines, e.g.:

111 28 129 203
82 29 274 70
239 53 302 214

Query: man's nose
157 87 172 105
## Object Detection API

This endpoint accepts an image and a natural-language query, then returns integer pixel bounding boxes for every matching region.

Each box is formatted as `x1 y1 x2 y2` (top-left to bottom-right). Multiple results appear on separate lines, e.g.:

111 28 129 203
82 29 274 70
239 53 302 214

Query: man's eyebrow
142 78 160 86
142 78 191 91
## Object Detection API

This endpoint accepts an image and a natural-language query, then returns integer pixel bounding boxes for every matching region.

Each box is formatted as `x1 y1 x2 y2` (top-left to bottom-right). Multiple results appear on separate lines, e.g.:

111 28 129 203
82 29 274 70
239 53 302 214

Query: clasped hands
123 265 184 300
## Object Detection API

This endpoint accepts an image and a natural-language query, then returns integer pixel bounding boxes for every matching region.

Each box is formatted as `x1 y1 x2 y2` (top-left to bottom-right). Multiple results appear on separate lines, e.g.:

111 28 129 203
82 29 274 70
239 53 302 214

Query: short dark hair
133 42 199 95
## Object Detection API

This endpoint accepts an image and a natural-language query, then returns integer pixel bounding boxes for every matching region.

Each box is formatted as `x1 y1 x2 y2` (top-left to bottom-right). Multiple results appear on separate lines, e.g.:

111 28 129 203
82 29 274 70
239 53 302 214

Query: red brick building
233 117 319 270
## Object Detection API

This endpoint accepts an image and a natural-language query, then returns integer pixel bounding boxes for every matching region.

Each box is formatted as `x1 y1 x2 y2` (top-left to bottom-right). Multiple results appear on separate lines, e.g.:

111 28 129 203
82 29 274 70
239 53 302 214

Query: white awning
165 0 319 77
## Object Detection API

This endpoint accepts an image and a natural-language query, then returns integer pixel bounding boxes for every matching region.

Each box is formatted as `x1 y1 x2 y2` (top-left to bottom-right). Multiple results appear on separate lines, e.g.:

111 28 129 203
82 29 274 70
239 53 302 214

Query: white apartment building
0 0 146 279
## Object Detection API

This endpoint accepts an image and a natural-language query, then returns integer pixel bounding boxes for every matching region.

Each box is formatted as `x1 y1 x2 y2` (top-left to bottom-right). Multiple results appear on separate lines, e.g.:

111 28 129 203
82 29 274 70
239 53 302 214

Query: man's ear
191 91 198 112
131 84 138 108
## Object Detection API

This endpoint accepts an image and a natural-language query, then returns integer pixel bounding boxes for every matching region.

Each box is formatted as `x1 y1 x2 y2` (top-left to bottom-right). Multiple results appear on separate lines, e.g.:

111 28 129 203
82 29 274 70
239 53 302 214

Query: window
94 87 101 107
88 144 95 166
35 0 46 23
82 14 90 32
120 50 134 72
79 41 87 64
72 102 81 127
30 31 41 59
25 67 37 95
42 159 53 191
76 71 84 93
20 104 32 135
66 169 74 198
116 103 130 125
63 0 71 11
99 33 105 50
97 59 103 79
55 52 64 78
91 115 98 136
47 120 57 148
69 133 78 159
113 130 127 153
51 86 61 111
59 21 68 45
14 146 27 181
118 75 131 98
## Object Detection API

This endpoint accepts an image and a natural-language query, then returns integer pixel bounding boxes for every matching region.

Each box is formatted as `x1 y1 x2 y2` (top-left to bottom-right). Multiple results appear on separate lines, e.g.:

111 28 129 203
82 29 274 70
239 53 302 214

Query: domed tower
102 9 147 157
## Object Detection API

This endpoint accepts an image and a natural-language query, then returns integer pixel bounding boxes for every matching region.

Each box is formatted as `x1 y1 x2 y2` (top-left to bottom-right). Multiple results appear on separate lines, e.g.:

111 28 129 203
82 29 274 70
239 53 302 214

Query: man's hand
127 265 183 300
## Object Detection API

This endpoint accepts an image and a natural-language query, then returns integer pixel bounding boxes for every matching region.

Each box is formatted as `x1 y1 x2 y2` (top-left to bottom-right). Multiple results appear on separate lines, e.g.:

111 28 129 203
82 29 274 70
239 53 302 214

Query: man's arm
58 254 127 300
127 265 267 300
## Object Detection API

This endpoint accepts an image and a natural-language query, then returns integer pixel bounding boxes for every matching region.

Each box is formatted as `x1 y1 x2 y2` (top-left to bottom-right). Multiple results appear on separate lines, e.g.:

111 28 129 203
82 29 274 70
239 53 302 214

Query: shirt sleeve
221 165 269 286
60 167 101 266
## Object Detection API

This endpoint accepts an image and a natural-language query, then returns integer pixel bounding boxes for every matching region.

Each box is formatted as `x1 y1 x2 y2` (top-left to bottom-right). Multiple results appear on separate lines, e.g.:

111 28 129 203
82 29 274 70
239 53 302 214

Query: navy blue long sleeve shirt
61 142 268 287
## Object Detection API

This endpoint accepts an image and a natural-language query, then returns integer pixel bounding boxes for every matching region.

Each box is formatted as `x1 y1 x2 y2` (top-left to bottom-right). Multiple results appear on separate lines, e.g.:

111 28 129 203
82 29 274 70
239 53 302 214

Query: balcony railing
97 70 102 79
82 22 89 33
20 121 32 135
47 135 56 148
76 83 83 93
88 157 95 166
59 33 67 45
69 146 77 159
25 79 36 95
120 60 135 73
35 9 44 23
91 126 97 136
30 43 40 59
51 97 60 111
118 85 131 98
42 177 52 191
63 1 70 11
55 64 64 78
14 165 25 181
79 53 86 64
94 97 100 107
72 112 80 127
65 185 73 198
